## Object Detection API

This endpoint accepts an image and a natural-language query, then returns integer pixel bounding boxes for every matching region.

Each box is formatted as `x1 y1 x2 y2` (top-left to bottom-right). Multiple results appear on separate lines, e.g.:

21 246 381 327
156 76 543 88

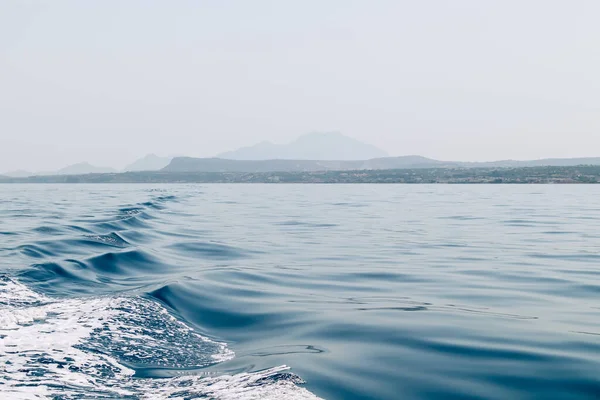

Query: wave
72 195 177 233
0 276 321 399
83 232 131 248
168 241 258 260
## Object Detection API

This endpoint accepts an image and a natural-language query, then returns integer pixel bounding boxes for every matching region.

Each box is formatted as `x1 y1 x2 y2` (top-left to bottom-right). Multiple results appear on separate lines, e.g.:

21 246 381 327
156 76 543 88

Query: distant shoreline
1 166 599 184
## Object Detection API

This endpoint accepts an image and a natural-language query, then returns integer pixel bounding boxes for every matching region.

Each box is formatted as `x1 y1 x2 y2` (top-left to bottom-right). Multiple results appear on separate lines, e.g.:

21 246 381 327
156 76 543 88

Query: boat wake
0 276 321 399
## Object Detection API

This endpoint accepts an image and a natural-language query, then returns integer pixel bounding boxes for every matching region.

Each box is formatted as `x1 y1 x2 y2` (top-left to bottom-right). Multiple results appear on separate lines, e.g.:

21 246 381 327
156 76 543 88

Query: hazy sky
1 0 599 171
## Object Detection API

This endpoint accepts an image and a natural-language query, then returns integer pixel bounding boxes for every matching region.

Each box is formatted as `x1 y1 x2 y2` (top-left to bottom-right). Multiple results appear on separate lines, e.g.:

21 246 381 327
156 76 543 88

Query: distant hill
218 132 388 160
163 155 600 173
1 158 169 177
164 155 447 173
56 162 117 175
3 170 34 178
360 155 451 169
5 155 600 179
1 165 114 177
164 157 344 173
123 154 172 172
467 157 600 168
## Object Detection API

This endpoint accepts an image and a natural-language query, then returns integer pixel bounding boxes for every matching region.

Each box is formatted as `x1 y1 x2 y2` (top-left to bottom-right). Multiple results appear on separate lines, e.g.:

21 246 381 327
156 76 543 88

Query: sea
1 184 600 399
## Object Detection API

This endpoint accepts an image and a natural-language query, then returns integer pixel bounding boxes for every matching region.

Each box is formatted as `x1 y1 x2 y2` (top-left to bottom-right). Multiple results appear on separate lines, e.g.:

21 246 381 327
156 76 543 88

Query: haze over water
1 184 600 399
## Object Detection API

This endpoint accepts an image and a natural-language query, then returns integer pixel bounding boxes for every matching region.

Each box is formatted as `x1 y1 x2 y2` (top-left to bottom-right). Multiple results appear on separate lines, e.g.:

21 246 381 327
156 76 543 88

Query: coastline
1 165 599 184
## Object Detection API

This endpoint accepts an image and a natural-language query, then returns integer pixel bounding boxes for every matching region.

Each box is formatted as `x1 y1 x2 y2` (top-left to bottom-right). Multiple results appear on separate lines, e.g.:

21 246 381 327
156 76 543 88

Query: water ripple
2 184 600 399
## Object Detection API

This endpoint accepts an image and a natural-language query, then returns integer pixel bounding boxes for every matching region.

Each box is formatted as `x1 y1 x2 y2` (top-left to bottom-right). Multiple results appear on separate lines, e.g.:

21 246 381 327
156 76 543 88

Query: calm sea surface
1 184 600 399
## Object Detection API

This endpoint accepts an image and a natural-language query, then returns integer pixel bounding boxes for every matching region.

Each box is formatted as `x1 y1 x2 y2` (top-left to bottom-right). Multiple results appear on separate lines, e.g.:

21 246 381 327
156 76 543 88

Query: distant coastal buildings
2 166 599 184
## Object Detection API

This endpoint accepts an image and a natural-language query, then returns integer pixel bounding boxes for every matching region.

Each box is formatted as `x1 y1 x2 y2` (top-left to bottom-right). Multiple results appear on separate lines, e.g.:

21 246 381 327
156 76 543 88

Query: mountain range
1 163 116 178
56 162 117 175
3 133 600 177
2 155 173 177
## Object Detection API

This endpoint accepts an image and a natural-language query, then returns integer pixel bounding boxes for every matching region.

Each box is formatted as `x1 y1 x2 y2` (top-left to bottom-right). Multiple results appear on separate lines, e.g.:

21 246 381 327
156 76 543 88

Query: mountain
218 132 388 160
164 157 343 173
2 170 34 178
5 155 600 179
2 157 170 177
56 162 117 175
164 155 447 173
360 155 451 169
1 165 113 177
123 154 172 172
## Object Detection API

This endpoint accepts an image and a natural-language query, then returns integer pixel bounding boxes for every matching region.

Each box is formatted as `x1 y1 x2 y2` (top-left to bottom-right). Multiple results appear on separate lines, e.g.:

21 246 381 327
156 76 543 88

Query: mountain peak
218 132 387 160
56 162 116 175
123 154 172 172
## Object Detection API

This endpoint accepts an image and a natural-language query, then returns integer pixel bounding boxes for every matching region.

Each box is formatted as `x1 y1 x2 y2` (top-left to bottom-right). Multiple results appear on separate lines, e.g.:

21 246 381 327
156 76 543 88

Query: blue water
1 184 600 399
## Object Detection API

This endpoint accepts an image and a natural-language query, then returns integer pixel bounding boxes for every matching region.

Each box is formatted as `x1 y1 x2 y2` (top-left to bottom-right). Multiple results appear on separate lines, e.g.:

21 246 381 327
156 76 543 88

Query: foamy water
0 277 320 399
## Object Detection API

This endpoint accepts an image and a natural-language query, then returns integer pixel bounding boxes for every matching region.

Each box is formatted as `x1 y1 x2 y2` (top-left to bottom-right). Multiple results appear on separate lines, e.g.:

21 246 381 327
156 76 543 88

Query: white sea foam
136 365 322 400
0 277 321 399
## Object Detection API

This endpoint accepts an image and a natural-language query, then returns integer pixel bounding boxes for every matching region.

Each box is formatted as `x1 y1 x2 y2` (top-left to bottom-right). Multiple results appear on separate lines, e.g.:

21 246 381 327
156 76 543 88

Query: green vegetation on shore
1 165 599 184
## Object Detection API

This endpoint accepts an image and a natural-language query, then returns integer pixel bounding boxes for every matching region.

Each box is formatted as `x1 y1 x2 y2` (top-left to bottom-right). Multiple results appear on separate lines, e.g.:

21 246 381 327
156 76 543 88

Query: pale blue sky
1 0 599 171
